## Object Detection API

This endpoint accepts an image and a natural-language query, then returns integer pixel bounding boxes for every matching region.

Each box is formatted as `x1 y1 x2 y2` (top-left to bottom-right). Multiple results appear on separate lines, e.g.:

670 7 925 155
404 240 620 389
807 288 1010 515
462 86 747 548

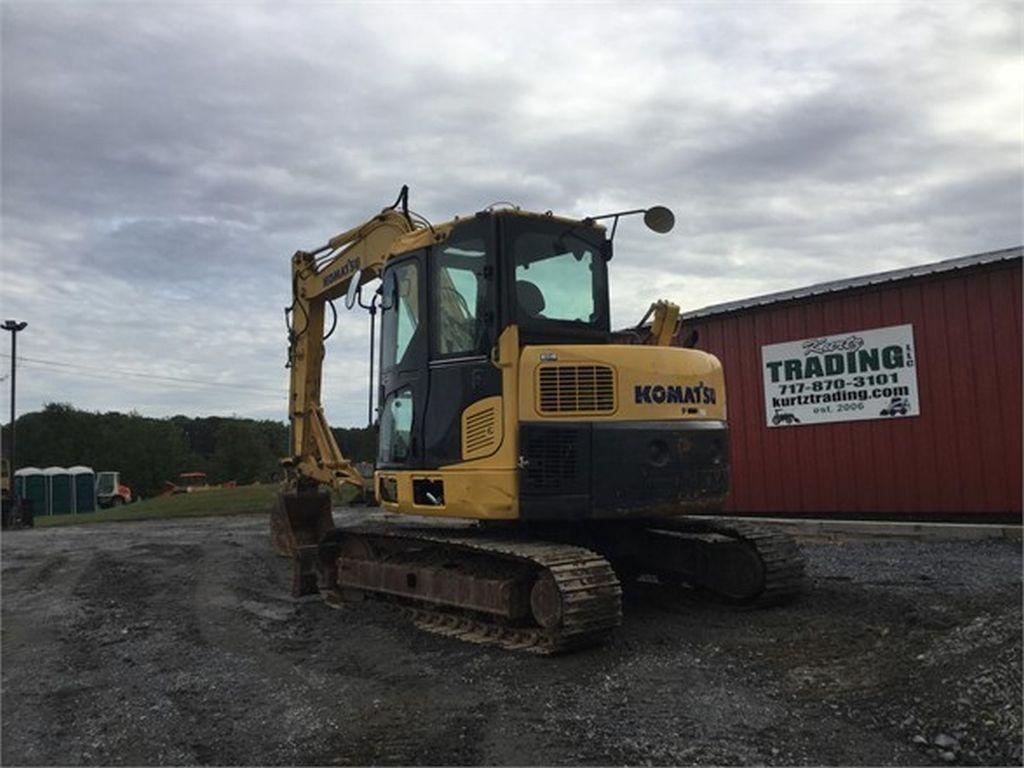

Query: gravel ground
1 512 1020 766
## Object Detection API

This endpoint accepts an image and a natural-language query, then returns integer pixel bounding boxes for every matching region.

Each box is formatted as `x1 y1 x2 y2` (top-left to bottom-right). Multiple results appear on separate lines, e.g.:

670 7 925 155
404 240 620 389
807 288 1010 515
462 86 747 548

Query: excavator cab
370 208 729 523
375 213 610 475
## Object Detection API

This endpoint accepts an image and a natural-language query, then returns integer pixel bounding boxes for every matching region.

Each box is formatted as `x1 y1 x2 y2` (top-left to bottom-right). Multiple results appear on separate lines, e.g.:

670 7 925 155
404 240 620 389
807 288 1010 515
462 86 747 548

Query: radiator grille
522 429 580 491
464 406 497 455
537 364 615 414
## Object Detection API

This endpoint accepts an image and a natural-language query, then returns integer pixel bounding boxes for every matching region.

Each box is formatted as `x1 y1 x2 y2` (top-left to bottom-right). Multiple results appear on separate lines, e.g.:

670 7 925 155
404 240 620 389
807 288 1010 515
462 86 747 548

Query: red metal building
681 247 1022 523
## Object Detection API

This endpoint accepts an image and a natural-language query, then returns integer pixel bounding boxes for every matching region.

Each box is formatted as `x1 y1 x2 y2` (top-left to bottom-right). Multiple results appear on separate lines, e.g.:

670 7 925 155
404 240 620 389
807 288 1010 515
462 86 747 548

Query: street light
2 320 27 507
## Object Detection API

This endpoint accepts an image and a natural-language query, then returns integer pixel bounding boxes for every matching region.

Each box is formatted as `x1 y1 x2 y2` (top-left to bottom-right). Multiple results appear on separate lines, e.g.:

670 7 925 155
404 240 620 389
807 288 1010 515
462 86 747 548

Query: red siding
686 259 1023 521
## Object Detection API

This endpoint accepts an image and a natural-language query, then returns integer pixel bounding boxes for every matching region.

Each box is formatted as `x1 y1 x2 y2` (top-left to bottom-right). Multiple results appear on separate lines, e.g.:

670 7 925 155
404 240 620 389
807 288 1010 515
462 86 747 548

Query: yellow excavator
271 187 804 653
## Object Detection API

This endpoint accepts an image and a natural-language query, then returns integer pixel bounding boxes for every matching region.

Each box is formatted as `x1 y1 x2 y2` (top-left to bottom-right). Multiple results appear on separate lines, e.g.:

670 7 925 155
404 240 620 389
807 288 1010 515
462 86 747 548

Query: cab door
422 218 501 468
378 251 428 470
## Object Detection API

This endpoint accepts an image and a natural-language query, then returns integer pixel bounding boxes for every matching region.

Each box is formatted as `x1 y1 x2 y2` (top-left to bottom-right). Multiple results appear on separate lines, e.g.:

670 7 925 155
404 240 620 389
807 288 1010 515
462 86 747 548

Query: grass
35 484 280 527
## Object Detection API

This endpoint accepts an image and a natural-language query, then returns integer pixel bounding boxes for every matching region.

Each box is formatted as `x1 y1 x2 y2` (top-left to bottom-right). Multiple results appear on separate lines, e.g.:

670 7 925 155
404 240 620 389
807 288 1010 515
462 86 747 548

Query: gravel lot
2 512 1021 766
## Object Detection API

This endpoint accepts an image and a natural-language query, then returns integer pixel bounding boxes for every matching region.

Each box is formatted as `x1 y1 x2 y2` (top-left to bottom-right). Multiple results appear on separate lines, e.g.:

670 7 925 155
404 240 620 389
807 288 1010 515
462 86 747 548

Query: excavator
271 187 804 654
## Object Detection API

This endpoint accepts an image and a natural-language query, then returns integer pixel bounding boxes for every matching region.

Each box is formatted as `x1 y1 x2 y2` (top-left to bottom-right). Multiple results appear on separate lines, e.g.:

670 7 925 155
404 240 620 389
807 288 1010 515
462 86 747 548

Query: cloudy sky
1 2 1021 426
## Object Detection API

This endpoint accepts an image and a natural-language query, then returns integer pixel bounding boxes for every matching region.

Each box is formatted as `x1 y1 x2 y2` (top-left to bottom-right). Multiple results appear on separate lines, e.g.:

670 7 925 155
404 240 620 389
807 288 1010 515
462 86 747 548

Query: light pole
3 320 27 499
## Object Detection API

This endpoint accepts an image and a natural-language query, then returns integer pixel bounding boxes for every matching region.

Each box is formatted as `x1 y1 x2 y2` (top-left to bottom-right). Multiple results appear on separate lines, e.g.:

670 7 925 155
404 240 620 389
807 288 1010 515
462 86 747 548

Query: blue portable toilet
68 466 96 513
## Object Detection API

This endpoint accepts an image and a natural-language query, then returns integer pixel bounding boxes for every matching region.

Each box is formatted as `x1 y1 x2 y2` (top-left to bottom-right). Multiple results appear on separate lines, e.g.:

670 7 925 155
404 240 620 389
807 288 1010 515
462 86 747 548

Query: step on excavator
271 187 805 654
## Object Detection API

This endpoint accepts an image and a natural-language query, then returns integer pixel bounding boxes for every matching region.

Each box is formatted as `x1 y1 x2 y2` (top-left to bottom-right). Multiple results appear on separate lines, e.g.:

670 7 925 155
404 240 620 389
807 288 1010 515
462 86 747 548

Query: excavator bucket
269 489 335 558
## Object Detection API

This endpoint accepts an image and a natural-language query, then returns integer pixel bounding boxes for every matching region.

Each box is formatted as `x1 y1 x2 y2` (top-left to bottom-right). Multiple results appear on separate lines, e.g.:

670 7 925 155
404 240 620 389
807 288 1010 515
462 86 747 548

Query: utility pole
2 320 27 489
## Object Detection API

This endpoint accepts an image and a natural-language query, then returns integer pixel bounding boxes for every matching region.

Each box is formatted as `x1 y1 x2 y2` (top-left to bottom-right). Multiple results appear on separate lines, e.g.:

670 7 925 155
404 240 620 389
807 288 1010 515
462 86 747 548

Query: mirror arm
584 206 673 238
357 286 376 311
585 208 646 223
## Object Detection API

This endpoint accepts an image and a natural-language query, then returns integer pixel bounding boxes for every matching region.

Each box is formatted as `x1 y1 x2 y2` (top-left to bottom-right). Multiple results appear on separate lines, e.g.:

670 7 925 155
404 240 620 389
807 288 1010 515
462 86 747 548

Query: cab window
380 260 420 370
379 388 413 463
432 234 491 358
510 223 607 329
514 248 597 323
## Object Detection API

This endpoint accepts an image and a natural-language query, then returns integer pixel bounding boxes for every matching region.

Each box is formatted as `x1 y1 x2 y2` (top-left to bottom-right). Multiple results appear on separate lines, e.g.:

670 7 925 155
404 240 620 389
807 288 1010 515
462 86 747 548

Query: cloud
1 1 1020 428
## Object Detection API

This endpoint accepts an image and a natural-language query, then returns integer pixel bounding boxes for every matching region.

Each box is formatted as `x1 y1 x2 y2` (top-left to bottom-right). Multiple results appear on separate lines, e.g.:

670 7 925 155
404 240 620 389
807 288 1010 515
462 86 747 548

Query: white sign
762 324 920 427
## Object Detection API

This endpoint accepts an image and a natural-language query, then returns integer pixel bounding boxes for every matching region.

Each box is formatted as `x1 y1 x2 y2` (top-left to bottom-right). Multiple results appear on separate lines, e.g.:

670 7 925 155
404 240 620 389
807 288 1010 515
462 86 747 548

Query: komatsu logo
323 257 360 287
635 382 716 405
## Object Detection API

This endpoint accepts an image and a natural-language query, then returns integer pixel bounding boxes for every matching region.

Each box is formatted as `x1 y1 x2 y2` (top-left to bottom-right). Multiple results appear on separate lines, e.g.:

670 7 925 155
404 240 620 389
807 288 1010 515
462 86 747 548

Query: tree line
1 403 376 498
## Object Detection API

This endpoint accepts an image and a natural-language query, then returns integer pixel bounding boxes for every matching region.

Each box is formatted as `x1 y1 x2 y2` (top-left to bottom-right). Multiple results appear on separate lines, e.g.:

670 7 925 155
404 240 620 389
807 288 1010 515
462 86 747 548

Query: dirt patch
2 513 1020 766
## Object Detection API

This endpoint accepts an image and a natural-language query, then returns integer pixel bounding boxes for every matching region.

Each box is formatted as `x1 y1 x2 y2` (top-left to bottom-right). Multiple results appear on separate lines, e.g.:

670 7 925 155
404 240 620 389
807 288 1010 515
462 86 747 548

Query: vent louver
464 407 497 454
537 364 616 414
461 396 502 461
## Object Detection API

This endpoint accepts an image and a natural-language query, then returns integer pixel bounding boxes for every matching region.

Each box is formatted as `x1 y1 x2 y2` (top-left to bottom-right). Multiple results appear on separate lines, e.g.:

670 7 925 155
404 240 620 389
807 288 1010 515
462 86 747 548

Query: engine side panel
518 344 727 423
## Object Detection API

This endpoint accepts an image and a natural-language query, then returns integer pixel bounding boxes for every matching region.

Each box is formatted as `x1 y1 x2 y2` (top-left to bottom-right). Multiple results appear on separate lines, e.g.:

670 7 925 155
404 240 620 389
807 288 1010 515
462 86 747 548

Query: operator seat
516 280 546 318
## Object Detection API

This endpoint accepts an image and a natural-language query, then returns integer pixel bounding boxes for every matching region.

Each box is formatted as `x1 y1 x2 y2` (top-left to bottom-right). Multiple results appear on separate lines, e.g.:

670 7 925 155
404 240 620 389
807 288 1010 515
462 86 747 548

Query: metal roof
682 246 1023 321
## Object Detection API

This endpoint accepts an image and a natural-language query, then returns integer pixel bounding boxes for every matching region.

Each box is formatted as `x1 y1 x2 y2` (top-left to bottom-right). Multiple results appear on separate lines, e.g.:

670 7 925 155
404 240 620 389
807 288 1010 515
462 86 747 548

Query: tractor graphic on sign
880 396 910 417
772 409 801 425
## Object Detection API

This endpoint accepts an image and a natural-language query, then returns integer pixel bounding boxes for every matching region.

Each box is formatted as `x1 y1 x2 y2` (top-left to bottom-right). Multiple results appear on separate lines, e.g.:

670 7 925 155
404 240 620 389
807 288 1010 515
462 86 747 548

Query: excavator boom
272 194 421 556
283 205 418 493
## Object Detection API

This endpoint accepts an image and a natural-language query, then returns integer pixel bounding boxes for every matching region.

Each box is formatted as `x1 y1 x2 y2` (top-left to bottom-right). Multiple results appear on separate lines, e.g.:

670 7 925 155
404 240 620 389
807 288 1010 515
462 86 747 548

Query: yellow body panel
518 344 726 423
375 326 524 519
377 469 518 520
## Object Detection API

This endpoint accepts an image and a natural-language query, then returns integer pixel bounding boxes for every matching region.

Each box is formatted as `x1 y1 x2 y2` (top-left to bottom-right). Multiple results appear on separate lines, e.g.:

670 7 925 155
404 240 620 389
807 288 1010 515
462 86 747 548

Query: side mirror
344 269 363 309
643 206 675 234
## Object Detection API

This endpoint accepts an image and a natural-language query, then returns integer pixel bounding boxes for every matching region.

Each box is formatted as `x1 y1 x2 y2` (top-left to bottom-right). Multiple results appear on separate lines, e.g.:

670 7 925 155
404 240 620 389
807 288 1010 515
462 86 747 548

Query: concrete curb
694 516 1023 542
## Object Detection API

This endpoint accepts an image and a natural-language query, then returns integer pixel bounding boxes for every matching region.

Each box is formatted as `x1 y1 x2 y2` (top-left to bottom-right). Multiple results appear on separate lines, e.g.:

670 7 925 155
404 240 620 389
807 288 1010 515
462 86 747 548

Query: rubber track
645 517 806 607
339 525 622 655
